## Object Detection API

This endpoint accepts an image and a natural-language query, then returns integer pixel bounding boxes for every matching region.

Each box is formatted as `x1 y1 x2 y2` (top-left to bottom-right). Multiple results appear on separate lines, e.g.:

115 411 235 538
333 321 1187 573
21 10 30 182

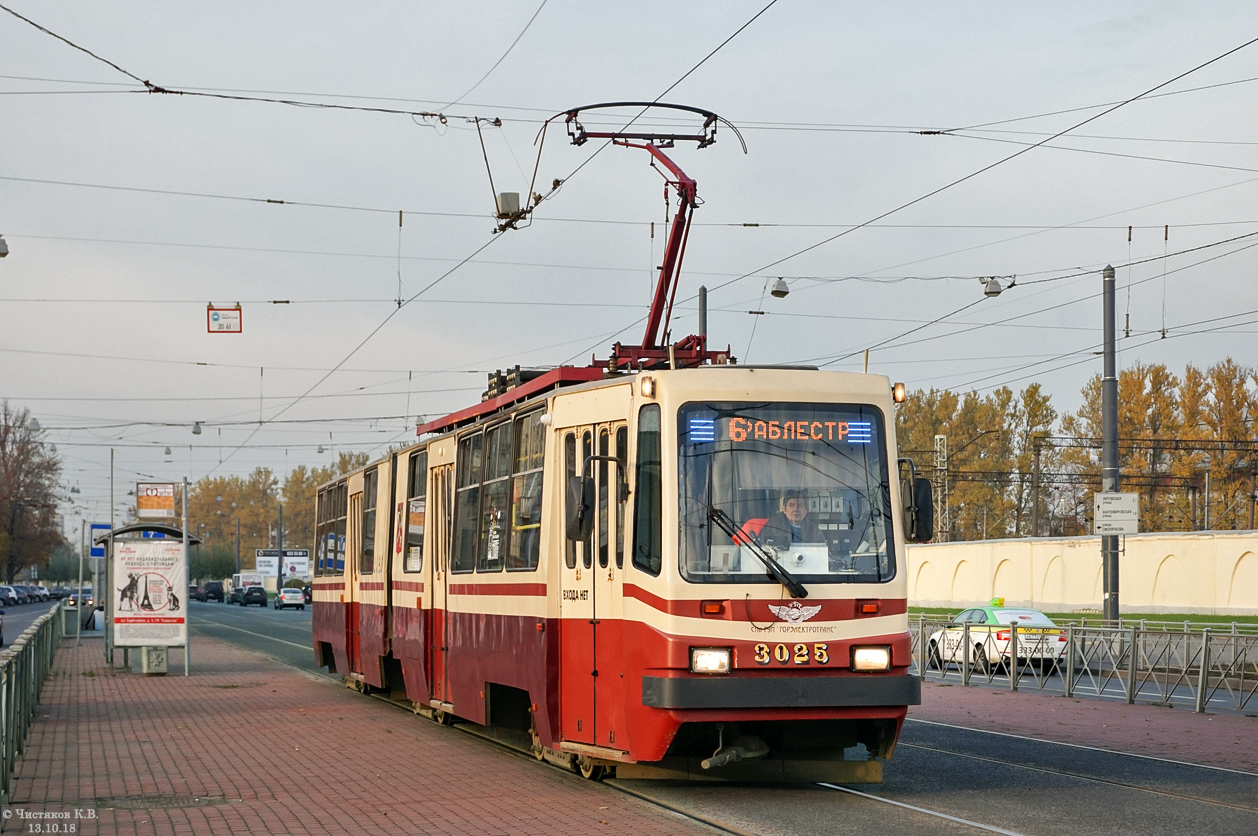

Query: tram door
347 490 363 674
559 424 626 748
427 464 454 704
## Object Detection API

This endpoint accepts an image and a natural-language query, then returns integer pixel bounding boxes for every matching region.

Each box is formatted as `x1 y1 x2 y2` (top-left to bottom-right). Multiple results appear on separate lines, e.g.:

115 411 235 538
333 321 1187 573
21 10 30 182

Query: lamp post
276 503 284 592
1101 264 1120 623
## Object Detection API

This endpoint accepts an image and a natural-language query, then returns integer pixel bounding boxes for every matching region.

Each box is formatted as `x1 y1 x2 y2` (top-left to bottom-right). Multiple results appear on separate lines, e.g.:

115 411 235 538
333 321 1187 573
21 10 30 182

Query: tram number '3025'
753 643 829 666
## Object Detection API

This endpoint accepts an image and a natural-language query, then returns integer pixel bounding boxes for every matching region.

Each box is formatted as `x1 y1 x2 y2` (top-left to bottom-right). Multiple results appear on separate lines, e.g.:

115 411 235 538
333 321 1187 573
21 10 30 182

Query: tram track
447 713 1033 836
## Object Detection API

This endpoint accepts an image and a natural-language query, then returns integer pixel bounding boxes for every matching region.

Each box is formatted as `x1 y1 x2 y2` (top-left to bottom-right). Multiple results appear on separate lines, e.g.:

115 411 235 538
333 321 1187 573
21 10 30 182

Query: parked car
926 598 1067 674
240 586 268 607
31 586 51 602
10 587 30 605
49 586 70 599
228 586 245 604
199 580 225 603
274 588 305 611
0 587 18 607
67 588 94 609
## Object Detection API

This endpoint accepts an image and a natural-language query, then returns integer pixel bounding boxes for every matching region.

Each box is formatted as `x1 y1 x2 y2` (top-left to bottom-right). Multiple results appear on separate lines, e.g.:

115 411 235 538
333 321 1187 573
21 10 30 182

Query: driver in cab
761 490 822 546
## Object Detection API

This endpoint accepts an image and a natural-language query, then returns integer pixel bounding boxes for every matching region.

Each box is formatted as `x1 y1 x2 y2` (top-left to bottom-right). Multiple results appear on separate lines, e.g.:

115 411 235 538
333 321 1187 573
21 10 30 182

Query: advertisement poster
112 540 187 647
256 549 310 579
136 482 176 518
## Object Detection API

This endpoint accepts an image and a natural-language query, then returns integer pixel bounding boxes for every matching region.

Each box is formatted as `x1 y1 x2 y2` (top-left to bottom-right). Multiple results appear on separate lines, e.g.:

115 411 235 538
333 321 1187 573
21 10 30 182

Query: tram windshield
678 402 896 585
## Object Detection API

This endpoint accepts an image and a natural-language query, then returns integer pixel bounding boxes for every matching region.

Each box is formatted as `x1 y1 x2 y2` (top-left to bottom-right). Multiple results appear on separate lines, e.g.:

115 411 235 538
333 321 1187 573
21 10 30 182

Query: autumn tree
0 402 62 583
185 450 372 568
896 384 1060 541
1060 358 1258 532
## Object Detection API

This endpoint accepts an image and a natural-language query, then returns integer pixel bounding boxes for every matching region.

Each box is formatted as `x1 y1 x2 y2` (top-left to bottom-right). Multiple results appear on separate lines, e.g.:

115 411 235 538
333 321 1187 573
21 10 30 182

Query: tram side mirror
566 475 595 541
898 458 934 543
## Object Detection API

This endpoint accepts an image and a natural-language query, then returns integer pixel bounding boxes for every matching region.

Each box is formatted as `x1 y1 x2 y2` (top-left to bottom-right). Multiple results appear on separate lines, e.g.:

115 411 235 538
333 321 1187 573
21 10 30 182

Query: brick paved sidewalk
910 680 1258 772
6 639 716 836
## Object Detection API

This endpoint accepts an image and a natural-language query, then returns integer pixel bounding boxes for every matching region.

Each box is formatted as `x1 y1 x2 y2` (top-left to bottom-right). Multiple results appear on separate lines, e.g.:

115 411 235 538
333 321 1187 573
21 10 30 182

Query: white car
927 599 1067 673
274 588 306 611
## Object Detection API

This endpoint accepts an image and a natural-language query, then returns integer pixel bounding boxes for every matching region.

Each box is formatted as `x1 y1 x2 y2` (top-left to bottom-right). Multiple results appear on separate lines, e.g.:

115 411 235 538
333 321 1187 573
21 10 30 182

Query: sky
3 2 1257 532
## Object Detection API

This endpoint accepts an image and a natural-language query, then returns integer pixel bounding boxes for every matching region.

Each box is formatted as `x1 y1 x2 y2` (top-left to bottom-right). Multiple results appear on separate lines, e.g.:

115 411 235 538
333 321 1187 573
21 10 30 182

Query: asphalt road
3 599 62 645
187 598 321 674
186 599 1258 836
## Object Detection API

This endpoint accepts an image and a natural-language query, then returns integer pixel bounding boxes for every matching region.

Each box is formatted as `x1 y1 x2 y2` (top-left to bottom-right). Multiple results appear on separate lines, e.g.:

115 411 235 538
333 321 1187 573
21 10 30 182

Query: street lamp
981 276 1015 298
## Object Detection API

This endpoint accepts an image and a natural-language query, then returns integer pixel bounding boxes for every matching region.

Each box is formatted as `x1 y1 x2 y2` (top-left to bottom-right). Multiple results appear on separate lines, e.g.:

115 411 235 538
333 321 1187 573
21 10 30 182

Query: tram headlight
850 645 892 672
690 647 731 675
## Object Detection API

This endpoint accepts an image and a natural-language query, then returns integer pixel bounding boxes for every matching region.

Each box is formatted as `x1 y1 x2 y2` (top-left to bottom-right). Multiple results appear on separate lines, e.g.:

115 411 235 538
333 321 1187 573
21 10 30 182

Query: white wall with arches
907 532 1258 615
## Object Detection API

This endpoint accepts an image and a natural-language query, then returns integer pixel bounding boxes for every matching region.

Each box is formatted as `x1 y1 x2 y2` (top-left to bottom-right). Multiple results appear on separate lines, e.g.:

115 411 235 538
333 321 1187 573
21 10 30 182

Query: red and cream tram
310 104 933 782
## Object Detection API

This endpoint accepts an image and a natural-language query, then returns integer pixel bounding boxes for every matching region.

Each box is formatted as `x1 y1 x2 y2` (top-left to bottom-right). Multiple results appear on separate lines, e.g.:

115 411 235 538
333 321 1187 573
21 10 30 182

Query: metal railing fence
0 603 65 815
912 615 1258 713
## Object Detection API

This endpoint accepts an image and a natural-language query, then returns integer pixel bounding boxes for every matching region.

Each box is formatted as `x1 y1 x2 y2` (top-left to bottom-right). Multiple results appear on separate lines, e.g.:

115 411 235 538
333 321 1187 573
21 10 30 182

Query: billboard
136 482 176 518
112 540 187 647
255 549 310 578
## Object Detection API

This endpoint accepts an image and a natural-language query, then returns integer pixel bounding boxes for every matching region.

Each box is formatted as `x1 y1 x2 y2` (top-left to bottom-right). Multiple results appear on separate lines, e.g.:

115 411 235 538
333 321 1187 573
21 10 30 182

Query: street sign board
207 304 242 333
89 523 111 558
136 482 176 518
1094 491 1139 535
255 549 309 576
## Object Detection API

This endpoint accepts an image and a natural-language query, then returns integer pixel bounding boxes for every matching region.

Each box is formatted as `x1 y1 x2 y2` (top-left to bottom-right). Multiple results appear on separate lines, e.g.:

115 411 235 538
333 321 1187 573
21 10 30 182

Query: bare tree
0 402 62 583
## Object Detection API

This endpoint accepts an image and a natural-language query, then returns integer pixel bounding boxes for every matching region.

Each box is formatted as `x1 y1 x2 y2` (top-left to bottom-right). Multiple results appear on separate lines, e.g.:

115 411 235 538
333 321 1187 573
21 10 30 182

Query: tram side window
361 468 378 574
478 421 513 572
581 431 593 569
335 482 347 573
508 411 544 571
317 490 327 573
632 405 662 576
564 433 577 569
405 451 427 573
598 429 610 569
316 482 347 576
452 432 483 574
616 426 627 569
315 489 326 576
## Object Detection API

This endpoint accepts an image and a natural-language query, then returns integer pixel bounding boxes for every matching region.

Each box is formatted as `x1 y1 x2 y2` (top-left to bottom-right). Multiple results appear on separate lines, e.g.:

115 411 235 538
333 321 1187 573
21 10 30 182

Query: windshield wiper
707 506 808 599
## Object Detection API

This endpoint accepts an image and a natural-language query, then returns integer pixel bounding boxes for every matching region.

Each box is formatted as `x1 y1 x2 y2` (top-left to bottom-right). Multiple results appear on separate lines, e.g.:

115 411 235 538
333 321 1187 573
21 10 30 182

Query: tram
310 104 933 782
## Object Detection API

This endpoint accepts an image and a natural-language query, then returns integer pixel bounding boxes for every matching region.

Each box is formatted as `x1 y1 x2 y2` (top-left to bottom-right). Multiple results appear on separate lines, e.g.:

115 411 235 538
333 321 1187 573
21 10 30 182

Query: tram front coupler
701 734 770 770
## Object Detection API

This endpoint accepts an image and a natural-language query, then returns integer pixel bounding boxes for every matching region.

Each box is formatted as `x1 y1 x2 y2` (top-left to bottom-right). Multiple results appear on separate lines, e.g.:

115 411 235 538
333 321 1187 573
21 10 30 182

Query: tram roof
415 366 605 437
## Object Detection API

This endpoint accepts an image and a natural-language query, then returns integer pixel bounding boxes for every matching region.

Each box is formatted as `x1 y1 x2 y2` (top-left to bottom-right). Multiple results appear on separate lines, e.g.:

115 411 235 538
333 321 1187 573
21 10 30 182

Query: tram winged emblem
768 601 821 624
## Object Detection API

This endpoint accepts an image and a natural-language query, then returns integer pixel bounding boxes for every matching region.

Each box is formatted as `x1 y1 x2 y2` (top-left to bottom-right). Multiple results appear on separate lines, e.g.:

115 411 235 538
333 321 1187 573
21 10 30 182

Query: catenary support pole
77 519 85 645
182 477 190 676
1101 265 1120 623
277 503 284 593
1031 440 1041 537
107 448 114 665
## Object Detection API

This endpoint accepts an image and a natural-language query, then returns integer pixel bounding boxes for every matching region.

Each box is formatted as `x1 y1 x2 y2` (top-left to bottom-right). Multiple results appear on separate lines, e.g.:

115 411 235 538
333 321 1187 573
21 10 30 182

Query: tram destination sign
1093 491 1139 535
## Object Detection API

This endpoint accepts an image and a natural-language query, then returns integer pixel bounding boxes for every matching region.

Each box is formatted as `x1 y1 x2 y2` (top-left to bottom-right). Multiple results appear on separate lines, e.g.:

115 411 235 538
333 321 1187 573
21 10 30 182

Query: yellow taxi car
926 598 1067 674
